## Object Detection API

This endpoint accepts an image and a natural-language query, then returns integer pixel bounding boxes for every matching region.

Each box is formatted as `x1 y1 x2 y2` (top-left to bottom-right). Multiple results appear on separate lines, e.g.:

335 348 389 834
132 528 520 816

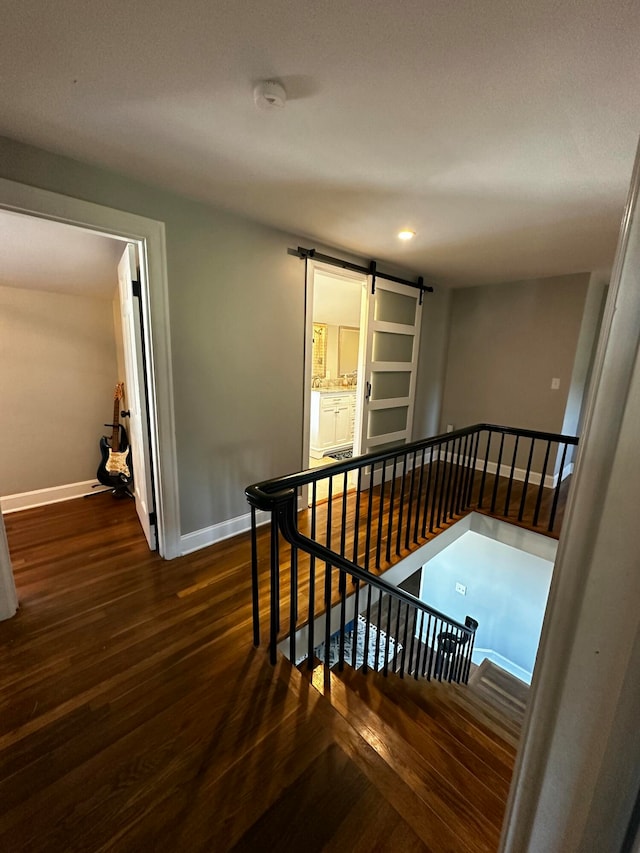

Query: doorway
303 263 367 502
0 213 156 550
0 176 180 581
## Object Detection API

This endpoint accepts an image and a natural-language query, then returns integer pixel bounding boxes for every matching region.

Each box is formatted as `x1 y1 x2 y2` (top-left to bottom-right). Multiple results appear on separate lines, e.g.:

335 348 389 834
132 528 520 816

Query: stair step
337 665 515 787
387 666 522 751
309 663 505 853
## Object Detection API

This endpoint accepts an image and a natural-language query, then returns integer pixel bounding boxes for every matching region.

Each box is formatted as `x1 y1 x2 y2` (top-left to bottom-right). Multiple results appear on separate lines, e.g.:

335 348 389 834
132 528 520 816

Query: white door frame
0 177 181 559
302 260 368 503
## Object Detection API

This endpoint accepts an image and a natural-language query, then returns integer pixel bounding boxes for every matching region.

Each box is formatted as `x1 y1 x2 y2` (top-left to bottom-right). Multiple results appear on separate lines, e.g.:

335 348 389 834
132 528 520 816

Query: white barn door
357 277 423 456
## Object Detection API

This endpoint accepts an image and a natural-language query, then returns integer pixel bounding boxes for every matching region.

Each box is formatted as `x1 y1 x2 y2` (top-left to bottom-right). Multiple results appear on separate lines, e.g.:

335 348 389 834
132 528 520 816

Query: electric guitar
97 383 132 489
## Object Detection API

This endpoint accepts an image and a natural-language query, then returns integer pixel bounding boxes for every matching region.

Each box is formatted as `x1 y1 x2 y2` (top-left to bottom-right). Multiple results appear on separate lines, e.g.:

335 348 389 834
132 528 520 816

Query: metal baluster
363 584 373 673
383 594 393 676
396 453 408 555
549 442 569 532
307 481 317 668
352 467 363 566
400 604 409 678
451 434 464 517
409 608 419 676
386 456 399 563
338 566 347 672
465 626 476 683
340 470 348 559
250 506 260 647
364 462 376 572
351 578 360 670
324 477 333 669
405 449 418 550
430 442 442 532
426 616 439 681
478 430 492 508
422 444 435 536
289 544 298 664
467 430 481 507
269 511 280 665
421 613 432 676
443 437 456 521
436 439 449 528
415 611 425 679
413 447 426 543
376 461 387 569
393 599 402 672
518 437 535 521
504 435 520 516
533 440 552 527
490 432 505 513
374 590 383 670
455 433 470 515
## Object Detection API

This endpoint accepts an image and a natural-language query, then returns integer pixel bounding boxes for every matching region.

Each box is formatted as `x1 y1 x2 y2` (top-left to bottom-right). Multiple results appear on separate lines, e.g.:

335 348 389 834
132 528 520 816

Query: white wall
0 283 117 496
420 530 554 679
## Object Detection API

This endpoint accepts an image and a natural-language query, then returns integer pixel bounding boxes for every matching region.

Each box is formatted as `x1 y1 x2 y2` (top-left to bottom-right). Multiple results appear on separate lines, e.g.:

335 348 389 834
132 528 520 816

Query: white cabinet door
318 401 337 449
334 402 351 446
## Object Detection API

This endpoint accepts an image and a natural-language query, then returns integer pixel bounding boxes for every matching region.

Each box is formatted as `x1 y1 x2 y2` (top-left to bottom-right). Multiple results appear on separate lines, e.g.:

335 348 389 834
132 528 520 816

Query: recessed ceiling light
398 230 415 240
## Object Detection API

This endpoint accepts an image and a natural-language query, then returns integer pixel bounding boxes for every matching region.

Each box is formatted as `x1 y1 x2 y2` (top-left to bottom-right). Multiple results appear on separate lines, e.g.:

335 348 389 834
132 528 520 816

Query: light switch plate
551 377 560 390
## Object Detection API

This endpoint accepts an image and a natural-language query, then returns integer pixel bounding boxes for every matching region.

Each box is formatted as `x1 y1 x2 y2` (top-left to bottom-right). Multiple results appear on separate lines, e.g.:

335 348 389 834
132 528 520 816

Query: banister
245 423 579 508
246 422 578 685
276 496 475 640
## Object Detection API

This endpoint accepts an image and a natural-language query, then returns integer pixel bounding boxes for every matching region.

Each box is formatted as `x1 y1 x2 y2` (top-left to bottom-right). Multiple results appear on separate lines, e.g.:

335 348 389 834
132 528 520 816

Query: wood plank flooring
0 476 556 851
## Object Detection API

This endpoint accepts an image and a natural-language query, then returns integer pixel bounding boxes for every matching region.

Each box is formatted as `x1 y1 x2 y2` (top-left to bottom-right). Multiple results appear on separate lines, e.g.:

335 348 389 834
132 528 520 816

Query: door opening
0 177 180 597
303 262 367 503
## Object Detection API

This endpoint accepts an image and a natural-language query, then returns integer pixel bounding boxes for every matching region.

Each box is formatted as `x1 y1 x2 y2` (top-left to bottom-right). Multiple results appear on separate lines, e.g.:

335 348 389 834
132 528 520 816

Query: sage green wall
440 273 591 436
0 137 444 534
0 283 117 494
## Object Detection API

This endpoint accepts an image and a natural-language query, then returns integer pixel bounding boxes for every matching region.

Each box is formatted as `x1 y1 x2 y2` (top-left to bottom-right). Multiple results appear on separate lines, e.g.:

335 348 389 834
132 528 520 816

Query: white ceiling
313 272 363 327
0 209 124 298
1 0 639 287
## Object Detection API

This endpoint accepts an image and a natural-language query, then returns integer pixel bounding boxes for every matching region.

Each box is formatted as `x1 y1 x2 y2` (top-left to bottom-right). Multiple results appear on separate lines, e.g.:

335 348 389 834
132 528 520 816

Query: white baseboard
1 480 102 514
181 507 271 556
439 450 574 489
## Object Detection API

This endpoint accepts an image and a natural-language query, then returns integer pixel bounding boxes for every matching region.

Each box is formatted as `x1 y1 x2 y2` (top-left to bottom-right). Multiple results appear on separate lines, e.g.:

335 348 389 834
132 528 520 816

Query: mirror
339 326 359 375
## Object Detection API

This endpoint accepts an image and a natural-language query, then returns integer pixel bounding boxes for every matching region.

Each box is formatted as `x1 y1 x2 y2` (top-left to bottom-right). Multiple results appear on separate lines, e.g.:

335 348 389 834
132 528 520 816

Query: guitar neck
111 389 121 447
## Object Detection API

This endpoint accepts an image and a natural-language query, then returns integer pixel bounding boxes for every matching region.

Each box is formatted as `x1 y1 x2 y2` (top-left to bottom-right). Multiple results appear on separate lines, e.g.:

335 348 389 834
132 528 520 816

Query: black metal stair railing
245 423 578 683
248 487 478 682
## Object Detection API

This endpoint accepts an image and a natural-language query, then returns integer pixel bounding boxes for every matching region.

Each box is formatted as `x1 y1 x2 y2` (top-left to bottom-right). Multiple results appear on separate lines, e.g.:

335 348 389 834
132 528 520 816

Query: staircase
232 652 523 853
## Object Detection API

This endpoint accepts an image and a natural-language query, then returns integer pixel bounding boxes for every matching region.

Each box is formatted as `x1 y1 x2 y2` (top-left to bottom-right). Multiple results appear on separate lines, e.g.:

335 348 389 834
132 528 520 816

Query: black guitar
97 383 132 490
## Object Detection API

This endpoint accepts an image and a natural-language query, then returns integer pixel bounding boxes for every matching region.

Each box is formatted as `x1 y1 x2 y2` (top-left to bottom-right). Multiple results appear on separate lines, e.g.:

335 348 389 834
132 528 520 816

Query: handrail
246 422 578 686
246 422 579 506
278 498 473 636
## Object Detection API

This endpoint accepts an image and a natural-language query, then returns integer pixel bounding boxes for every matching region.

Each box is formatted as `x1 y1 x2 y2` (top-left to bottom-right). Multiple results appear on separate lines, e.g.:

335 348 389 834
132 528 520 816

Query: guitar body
97 384 133 492
97 424 132 489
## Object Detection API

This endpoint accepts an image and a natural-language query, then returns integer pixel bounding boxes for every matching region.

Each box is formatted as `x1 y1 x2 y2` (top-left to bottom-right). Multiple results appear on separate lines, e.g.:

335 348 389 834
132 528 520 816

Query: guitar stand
85 483 133 500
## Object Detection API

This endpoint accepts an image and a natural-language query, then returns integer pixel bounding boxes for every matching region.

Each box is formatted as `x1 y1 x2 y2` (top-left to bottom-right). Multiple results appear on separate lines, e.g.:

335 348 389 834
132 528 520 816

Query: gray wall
0 283 117 494
413 287 451 440
440 273 590 435
0 137 447 534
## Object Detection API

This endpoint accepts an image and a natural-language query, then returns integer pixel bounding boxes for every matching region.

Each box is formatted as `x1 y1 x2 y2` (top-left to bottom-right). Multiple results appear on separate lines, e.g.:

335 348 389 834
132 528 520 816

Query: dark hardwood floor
0 474 556 851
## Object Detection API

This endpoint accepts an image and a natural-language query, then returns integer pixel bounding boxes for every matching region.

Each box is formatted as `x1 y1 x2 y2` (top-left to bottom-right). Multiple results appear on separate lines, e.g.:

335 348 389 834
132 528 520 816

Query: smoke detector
253 80 287 110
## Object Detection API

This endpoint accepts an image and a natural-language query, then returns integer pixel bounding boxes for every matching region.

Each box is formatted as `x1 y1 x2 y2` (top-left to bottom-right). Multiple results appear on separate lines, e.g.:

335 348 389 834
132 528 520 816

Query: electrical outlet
455 582 466 596
551 377 560 390
446 424 454 433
